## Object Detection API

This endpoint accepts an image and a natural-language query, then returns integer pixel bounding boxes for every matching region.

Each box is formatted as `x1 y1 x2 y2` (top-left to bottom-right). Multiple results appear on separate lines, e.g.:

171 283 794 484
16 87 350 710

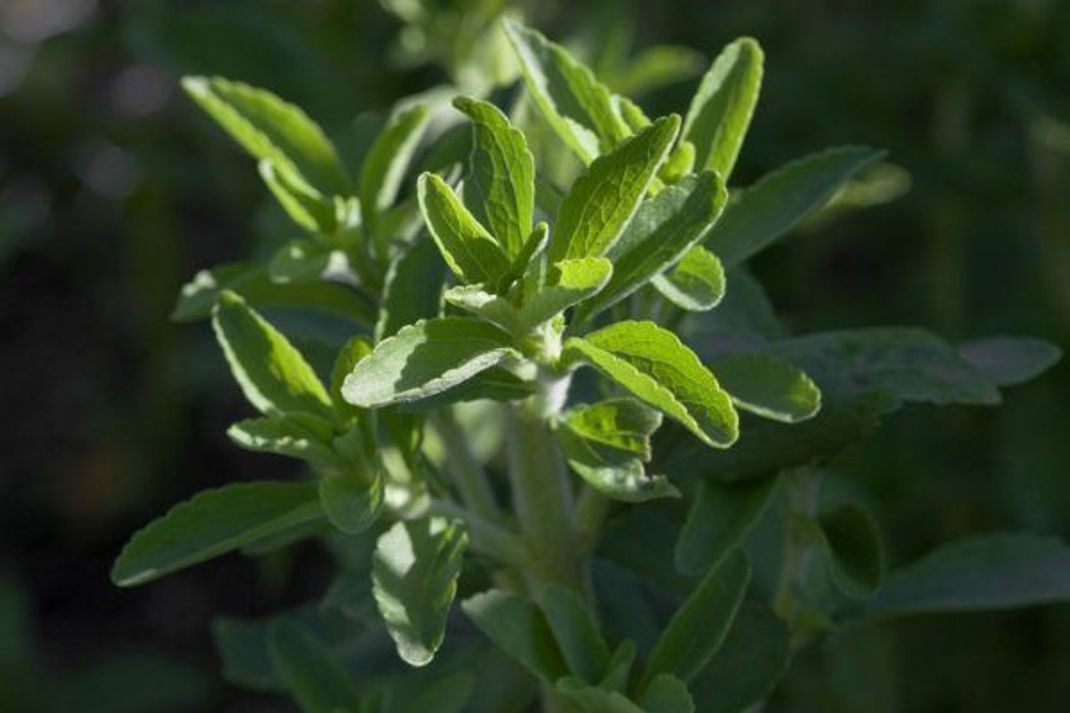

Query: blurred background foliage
1 0 1066 710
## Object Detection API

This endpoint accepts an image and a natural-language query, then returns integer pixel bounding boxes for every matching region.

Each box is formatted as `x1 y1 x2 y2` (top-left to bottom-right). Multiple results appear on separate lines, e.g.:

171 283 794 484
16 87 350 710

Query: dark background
1 0 1067 710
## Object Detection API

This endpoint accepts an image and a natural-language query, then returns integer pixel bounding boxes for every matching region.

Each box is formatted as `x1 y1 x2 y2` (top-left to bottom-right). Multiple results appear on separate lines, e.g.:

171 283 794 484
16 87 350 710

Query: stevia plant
111 19 1066 713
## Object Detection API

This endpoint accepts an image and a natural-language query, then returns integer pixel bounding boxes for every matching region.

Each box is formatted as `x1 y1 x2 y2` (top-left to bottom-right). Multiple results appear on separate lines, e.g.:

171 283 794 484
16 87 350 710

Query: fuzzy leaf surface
418 173 511 285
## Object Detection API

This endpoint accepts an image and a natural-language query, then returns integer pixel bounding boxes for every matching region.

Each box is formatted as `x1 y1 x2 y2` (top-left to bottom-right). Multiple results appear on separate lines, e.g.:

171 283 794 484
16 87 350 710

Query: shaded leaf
675 476 780 576
563 398 662 460
556 425 679 503
710 353 821 423
461 589 568 683
813 504 884 599
376 238 446 342
319 470 384 535
651 244 726 312
212 290 333 418
418 172 512 285
455 96 535 258
372 517 468 666
539 584 611 683
867 534 1070 616
360 103 430 250
111 482 323 586
639 674 695 713
957 336 1061 387
268 621 361 713
227 413 338 464
708 146 884 267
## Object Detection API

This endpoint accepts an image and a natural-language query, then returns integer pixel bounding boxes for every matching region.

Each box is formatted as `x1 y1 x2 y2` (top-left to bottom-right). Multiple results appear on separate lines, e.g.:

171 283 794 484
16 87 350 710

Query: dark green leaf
814 504 884 599
710 353 821 423
461 589 569 683
638 674 695 713
268 621 361 713
707 146 884 267
227 412 338 464
360 103 430 250
375 238 446 342
957 337 1061 387
319 470 384 534
675 476 780 576
539 584 611 683
651 244 726 312
111 482 323 586
867 534 1070 616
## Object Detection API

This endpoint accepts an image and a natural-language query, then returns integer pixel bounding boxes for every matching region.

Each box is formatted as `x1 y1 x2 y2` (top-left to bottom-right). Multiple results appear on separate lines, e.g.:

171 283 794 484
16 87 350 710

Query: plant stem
575 486 610 554
774 470 821 629
431 408 506 525
428 499 528 566
506 372 584 595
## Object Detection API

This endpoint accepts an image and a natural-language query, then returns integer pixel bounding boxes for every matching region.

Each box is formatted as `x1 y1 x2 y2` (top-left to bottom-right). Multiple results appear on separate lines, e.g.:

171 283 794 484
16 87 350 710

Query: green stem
427 500 528 566
506 372 584 595
774 470 821 631
432 409 506 525
575 486 610 554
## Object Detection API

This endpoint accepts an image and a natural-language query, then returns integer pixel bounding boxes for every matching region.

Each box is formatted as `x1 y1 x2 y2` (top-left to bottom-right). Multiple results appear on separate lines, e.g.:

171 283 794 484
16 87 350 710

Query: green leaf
599 640 637 693
268 621 361 713
319 471 384 535
268 239 337 284
659 140 696 184
461 589 569 683
443 284 521 334
651 244 726 312
710 353 821 423
418 172 512 285
642 550 750 686
342 317 519 407
688 603 790 713
957 336 1062 387
111 482 323 587
212 290 333 418
399 366 535 411
564 321 738 448
867 534 1070 616
259 160 336 233
376 238 446 342
579 172 726 321
372 517 468 666
503 19 629 163
360 103 430 250
638 674 695 713
556 427 680 503
519 257 612 330
506 221 550 288
183 76 349 195
401 673 475 713
563 398 662 461
682 37 763 180
539 584 610 683
607 45 705 97
173 262 375 326
555 679 645 713
549 116 680 262
454 96 535 258
330 337 373 423
675 476 780 576
708 146 884 267
227 413 338 464
813 504 884 599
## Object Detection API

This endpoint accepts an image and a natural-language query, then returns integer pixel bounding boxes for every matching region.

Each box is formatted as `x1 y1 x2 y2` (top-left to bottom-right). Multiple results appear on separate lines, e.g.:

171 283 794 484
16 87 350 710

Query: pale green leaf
183 76 349 195
418 172 511 285
454 96 535 258
360 103 430 249
503 19 630 163
519 257 612 330
443 284 521 334
372 517 468 666
227 413 338 464
111 482 323 587
651 244 725 312
212 291 333 419
462 589 569 683
710 353 821 422
708 146 884 267
173 262 375 327
608 45 705 97
259 159 336 233
682 37 763 180
342 317 519 407
564 320 738 448
580 172 726 321
268 621 361 713
398 366 535 411
659 140 696 184
550 115 680 262
555 679 645 713
539 584 610 683
376 238 446 342
563 398 662 461
867 534 1070 616
319 470 384 535
674 476 780 576
556 426 680 503
642 550 750 686
957 336 1062 387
